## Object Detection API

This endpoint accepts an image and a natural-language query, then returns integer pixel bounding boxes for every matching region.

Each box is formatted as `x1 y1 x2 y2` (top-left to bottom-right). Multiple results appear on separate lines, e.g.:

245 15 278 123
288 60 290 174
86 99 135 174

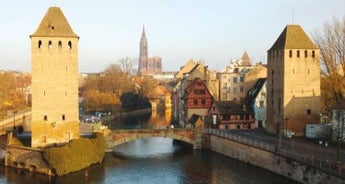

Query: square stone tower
266 25 320 136
30 7 80 147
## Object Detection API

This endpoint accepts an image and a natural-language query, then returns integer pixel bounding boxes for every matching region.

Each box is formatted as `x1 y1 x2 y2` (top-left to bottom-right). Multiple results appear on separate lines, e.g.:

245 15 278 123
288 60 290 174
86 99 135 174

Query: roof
213 101 252 115
31 7 78 38
268 25 318 51
241 51 251 66
245 78 267 103
188 114 201 125
174 60 197 79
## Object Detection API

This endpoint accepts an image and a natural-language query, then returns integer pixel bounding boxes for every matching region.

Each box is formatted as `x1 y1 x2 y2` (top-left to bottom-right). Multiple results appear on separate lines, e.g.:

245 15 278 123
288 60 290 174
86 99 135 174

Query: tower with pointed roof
266 25 320 136
241 51 252 66
30 7 79 147
138 26 148 75
138 26 162 75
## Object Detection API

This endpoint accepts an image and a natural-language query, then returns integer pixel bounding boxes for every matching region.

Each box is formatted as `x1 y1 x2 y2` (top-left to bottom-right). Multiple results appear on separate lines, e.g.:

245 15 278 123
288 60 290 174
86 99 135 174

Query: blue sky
0 0 344 73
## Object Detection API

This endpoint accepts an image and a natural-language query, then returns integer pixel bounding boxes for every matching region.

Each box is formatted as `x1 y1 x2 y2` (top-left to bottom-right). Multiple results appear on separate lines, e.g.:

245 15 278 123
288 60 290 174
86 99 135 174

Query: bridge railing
204 128 345 178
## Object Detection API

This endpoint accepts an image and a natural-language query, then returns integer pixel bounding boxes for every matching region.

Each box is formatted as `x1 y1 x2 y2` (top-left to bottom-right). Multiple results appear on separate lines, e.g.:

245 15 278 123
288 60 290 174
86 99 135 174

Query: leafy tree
82 90 121 113
0 71 29 118
138 76 159 99
120 92 150 111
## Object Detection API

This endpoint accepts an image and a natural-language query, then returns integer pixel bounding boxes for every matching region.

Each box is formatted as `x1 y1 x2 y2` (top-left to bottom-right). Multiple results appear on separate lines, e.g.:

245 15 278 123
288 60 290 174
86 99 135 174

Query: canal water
0 110 299 184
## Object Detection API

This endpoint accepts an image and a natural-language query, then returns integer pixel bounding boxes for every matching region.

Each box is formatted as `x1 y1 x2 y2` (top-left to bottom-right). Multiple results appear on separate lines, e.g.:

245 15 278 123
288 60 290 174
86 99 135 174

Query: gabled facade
209 101 254 129
245 78 267 128
173 61 219 126
182 77 213 123
218 52 253 102
266 25 320 136
30 7 80 147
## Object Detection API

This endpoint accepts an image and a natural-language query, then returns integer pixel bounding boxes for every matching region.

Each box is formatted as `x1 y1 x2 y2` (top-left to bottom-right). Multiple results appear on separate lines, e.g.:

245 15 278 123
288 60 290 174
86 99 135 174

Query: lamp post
319 140 323 168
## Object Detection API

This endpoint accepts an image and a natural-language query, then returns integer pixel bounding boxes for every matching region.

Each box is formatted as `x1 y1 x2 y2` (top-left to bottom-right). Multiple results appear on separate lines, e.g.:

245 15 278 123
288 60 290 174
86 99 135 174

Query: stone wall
5 145 53 175
203 133 344 184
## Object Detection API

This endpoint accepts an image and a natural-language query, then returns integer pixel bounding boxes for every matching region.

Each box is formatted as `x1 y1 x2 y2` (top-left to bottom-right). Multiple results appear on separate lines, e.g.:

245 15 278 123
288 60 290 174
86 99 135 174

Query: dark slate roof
245 78 267 103
31 7 78 38
213 101 252 115
188 114 201 125
268 25 318 51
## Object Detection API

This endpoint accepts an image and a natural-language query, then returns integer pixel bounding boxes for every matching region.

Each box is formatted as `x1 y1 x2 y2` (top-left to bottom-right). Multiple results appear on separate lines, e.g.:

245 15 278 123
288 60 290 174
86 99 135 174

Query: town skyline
0 0 344 73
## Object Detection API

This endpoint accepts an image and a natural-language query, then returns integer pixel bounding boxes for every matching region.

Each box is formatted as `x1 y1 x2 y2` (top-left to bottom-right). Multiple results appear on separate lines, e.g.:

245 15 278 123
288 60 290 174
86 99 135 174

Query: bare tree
313 17 345 163
118 57 137 75
313 17 345 109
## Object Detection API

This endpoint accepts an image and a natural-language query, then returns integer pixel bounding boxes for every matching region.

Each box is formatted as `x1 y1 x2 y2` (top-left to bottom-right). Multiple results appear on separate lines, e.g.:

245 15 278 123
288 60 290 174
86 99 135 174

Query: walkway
205 128 345 178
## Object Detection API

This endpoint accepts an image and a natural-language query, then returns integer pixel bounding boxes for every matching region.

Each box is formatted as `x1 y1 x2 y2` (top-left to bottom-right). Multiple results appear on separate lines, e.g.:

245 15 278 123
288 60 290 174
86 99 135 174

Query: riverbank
203 129 345 184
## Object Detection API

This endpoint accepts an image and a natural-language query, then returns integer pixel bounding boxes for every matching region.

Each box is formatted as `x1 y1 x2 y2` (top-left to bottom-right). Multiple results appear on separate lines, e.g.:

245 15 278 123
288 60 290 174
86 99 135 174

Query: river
0 110 299 184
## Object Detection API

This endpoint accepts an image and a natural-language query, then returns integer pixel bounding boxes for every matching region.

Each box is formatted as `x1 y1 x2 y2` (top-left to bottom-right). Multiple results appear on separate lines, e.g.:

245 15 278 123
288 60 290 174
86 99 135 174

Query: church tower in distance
138 26 148 75
266 25 320 136
30 7 80 147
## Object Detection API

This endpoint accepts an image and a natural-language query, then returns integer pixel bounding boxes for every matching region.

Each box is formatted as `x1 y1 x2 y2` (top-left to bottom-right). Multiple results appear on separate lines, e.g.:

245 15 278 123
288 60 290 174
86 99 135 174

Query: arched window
48 40 53 49
58 41 62 49
68 41 72 50
38 40 42 49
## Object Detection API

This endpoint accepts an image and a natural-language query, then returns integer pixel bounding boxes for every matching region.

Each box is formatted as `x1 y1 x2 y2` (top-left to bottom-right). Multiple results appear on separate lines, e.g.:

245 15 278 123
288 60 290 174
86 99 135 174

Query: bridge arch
104 128 202 152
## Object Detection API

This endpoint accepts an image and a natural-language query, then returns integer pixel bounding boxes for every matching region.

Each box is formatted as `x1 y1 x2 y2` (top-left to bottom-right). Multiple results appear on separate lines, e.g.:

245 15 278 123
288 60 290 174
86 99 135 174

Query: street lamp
319 140 323 168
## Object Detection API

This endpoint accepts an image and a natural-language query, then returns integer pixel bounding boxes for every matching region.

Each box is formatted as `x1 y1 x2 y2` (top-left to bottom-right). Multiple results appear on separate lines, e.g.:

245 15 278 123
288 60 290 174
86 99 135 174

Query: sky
0 0 344 73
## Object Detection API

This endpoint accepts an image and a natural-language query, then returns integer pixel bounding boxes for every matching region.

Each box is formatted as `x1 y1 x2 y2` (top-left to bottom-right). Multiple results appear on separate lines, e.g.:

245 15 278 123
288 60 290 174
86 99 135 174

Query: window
259 100 264 107
308 69 310 74
201 99 206 105
271 70 274 76
289 50 292 57
62 115 65 121
312 50 315 57
293 68 295 74
199 90 205 94
240 87 243 93
271 100 274 105
297 50 300 57
38 40 42 49
48 40 53 49
240 76 244 82
68 41 72 50
58 41 62 49
233 77 237 83
233 87 237 94
304 50 308 58
307 109 311 115
194 89 198 94
197 82 202 86
44 115 48 121
194 100 198 105
261 92 266 97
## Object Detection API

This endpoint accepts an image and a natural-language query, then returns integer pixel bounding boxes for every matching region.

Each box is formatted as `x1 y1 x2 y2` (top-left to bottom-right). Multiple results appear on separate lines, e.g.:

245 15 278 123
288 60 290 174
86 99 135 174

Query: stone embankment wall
203 133 345 184
5 145 53 175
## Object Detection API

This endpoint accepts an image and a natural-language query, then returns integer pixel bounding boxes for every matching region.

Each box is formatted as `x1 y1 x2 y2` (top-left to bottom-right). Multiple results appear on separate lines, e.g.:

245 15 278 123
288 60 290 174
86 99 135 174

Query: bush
43 132 105 176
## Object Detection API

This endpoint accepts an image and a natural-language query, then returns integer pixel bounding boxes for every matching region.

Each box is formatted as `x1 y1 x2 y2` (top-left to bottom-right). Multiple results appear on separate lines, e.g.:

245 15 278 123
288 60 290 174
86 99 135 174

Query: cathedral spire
141 25 147 43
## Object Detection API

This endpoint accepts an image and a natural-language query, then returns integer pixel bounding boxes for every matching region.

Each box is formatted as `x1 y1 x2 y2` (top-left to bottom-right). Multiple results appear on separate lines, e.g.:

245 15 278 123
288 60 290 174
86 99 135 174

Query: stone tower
266 25 320 136
30 7 80 147
138 25 148 75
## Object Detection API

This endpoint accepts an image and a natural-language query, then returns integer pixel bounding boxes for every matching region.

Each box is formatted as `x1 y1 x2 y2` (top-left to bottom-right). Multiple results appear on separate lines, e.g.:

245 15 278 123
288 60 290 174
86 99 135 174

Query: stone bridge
104 128 203 152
